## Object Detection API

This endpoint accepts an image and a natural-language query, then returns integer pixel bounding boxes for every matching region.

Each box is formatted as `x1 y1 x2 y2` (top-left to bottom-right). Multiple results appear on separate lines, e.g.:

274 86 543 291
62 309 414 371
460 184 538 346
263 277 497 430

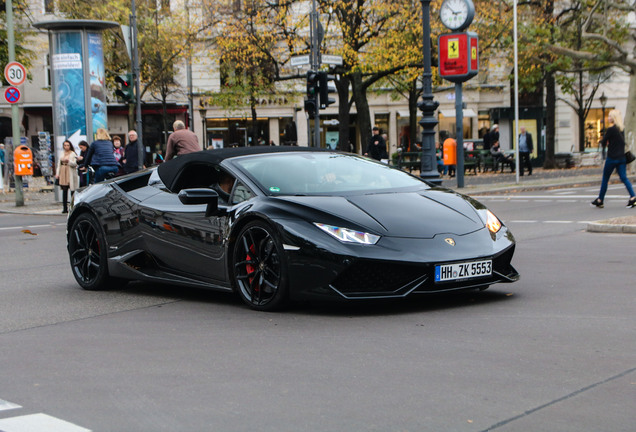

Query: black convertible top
157 146 332 192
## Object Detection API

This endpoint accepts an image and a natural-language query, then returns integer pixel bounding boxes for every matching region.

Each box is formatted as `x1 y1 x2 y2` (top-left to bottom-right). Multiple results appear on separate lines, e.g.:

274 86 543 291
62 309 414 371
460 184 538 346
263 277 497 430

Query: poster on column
52 31 86 151
88 32 107 132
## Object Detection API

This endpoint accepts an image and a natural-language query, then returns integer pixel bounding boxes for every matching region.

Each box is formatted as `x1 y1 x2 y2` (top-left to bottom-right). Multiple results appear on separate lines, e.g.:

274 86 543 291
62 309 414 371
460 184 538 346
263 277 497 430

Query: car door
137 161 235 284
137 189 229 284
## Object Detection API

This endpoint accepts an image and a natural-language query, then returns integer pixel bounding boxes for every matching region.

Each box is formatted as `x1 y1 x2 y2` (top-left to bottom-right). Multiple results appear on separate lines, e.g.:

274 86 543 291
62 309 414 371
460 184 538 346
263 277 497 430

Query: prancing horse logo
444 238 455 246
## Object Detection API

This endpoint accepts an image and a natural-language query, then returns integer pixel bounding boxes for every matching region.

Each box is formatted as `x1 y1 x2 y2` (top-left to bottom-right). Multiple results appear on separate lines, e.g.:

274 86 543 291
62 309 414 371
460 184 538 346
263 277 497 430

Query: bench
397 151 421 172
479 150 497 172
463 151 480 175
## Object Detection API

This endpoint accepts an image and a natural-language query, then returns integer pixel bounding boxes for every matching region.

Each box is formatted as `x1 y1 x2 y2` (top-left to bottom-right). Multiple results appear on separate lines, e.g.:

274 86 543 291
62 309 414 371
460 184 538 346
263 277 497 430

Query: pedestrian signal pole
5 0 23 205
132 0 143 170
309 0 322 147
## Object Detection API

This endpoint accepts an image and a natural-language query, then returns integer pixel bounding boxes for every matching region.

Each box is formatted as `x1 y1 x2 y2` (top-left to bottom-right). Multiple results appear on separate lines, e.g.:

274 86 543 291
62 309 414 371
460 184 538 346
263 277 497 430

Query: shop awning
439 109 477 118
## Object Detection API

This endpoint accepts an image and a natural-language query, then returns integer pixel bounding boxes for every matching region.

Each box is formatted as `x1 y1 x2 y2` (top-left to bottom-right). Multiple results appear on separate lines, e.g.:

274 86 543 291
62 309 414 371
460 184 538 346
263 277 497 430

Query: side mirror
178 188 219 216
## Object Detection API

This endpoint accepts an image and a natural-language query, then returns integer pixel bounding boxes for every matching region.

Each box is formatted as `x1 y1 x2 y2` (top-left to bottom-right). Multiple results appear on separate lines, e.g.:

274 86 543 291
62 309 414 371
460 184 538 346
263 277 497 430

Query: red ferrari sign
438 32 479 83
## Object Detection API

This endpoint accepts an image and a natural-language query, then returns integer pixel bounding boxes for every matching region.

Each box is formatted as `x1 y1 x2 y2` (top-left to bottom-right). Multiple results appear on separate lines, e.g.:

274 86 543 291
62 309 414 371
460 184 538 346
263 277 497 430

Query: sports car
67 146 519 311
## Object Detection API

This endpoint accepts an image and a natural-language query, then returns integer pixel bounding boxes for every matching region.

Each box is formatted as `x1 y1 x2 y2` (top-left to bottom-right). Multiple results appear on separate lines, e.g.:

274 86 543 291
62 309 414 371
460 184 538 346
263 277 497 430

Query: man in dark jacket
518 126 534 176
483 124 499 150
122 130 141 174
364 127 388 161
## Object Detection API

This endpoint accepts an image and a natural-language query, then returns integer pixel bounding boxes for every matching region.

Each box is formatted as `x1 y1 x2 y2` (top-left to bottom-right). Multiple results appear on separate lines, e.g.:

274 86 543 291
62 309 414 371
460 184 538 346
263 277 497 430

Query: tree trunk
578 107 585 153
336 75 352 152
409 82 419 151
577 71 586 152
351 71 371 154
544 71 556 169
250 95 258 146
625 71 636 174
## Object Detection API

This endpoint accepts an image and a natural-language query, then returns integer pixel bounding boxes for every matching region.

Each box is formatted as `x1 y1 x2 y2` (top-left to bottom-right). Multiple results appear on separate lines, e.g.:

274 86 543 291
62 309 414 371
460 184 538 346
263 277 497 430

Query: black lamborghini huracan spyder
67 146 519 311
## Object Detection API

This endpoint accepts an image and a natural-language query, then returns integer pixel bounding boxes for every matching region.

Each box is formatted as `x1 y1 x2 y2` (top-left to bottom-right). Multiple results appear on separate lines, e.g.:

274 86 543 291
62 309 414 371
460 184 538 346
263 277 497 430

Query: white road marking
0 399 21 411
507 220 596 225
0 413 90 432
0 223 65 232
477 194 628 199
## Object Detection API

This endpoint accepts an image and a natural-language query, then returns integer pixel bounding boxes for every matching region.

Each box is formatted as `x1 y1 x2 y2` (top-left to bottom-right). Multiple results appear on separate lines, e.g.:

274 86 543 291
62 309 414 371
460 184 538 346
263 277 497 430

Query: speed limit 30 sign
4 61 27 86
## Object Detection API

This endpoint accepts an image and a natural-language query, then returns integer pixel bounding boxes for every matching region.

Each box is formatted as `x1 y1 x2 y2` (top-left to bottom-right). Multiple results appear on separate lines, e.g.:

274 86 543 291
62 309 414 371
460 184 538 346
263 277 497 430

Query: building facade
1 0 631 168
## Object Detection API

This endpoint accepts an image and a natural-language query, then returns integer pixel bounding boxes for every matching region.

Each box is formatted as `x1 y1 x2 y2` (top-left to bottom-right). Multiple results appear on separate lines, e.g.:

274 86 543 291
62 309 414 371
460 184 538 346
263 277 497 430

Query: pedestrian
55 140 79 213
483 124 499 150
518 126 533 176
436 141 447 176
76 140 89 187
490 140 515 173
591 109 636 208
165 120 201 160
154 149 164 165
85 128 119 183
364 126 388 161
0 143 5 181
122 130 141 174
112 135 125 175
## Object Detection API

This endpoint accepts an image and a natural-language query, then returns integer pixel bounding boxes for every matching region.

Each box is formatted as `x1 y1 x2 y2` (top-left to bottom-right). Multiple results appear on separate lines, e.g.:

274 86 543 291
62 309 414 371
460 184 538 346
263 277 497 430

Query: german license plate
435 260 492 282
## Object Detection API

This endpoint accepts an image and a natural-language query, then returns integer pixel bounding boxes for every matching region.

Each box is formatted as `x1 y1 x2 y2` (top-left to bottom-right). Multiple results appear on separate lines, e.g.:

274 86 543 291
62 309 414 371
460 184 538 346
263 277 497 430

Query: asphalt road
0 187 634 432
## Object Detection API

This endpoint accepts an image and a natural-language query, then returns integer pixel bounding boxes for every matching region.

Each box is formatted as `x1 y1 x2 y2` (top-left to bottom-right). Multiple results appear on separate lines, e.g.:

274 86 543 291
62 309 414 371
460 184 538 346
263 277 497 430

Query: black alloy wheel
68 213 111 290
232 221 288 311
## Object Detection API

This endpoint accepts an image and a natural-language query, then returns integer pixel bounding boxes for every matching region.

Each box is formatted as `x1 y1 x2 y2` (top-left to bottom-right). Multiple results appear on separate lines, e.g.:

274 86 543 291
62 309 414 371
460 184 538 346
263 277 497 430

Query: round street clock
440 0 475 31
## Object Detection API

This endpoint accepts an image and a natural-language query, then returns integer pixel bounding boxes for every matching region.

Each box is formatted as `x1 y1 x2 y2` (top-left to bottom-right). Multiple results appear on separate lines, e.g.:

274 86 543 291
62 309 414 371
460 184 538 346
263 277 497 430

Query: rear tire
68 213 115 291
231 221 289 311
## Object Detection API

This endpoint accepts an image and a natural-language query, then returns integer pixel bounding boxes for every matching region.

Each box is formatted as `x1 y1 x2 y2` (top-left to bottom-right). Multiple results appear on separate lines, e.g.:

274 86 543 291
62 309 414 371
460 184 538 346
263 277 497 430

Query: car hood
277 189 484 238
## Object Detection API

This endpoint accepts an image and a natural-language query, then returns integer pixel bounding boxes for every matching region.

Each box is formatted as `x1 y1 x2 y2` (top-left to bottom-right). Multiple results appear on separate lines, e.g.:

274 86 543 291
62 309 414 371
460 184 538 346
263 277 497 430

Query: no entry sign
4 86 21 104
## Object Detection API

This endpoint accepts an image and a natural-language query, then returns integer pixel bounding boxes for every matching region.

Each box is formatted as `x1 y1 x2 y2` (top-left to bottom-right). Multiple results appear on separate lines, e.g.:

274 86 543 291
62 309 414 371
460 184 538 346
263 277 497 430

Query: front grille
331 261 428 295
330 245 517 298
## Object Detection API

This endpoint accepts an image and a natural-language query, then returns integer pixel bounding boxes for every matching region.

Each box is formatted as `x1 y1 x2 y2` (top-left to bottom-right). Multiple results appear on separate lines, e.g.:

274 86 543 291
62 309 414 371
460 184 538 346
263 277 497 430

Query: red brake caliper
245 244 257 290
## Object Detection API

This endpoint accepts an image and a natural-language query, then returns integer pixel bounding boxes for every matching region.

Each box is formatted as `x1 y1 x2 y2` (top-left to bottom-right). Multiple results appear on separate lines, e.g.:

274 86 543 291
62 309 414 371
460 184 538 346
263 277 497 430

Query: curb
586 223 636 234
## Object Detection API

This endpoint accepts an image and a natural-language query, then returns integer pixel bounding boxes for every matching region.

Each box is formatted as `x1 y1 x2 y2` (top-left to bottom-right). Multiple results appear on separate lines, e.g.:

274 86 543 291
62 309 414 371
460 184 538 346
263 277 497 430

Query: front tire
232 221 289 311
68 213 113 291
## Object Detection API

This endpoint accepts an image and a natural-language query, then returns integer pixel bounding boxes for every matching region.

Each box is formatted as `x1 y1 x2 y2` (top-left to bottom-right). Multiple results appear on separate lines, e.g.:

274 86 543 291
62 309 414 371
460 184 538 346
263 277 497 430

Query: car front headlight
314 223 380 245
478 209 502 234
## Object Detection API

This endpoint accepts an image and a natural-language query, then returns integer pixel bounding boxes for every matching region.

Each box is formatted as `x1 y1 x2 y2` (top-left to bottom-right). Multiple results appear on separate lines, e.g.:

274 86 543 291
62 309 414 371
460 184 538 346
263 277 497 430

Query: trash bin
443 138 457 165
13 145 34 176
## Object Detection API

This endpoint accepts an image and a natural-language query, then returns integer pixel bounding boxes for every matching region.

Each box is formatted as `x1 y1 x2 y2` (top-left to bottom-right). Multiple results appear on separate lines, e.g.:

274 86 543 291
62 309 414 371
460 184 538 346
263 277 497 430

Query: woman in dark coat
591 109 635 208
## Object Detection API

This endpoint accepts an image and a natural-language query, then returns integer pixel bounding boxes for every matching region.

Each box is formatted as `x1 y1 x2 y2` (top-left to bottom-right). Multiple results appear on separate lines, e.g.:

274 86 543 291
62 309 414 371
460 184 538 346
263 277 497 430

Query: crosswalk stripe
0 399 21 411
0 413 90 432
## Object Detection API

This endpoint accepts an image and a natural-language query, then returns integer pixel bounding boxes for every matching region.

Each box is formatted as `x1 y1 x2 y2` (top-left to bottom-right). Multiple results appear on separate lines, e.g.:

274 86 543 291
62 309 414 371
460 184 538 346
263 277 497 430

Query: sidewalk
1 166 635 232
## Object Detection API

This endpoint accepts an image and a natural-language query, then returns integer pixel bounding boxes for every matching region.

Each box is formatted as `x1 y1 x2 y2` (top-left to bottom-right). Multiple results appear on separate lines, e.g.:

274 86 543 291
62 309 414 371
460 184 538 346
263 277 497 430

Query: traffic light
305 71 319 116
115 73 134 102
306 71 319 99
318 72 336 109
304 98 317 117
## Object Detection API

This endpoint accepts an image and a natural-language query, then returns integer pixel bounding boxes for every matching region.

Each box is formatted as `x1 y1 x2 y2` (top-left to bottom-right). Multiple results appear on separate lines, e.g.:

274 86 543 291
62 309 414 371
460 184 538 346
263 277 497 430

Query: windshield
233 152 428 195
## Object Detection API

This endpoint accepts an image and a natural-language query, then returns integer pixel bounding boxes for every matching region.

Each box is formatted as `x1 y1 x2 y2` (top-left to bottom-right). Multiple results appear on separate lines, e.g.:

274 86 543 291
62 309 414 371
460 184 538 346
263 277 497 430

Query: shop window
438 112 472 141
44 0 55 13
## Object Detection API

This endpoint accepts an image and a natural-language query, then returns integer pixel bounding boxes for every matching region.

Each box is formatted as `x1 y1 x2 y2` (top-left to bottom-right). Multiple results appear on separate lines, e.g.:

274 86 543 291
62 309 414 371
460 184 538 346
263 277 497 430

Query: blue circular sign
5 86 21 104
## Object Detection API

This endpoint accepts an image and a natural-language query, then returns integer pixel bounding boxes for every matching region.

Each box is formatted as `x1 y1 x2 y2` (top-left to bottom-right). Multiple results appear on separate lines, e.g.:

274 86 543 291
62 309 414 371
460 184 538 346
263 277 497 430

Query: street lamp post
418 0 441 185
599 92 607 160
199 107 207 149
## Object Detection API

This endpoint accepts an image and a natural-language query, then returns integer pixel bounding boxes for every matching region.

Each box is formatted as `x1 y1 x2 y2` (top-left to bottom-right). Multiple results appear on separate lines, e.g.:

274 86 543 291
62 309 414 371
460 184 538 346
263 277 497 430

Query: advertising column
34 20 118 199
